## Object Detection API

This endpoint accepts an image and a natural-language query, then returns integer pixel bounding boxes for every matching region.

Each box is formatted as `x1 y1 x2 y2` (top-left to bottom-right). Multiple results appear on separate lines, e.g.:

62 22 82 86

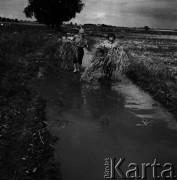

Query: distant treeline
0 17 19 23
83 24 152 32
63 23 177 36
0 17 33 23
64 23 151 33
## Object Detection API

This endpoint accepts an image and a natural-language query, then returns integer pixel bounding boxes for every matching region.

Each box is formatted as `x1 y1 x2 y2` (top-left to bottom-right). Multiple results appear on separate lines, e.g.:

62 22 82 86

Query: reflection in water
31 73 177 180
83 81 125 127
112 78 175 127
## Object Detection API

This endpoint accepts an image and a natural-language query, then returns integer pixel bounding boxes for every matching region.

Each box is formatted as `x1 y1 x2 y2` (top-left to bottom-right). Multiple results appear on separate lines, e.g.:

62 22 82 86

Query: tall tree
24 0 84 27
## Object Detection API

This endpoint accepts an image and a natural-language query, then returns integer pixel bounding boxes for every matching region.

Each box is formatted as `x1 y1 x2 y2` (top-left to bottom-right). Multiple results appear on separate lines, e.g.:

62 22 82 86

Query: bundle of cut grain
81 45 130 82
55 39 77 69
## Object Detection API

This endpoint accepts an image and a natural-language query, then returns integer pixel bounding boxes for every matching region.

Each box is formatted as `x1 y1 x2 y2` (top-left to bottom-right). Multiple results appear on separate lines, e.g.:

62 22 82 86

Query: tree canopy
24 0 84 27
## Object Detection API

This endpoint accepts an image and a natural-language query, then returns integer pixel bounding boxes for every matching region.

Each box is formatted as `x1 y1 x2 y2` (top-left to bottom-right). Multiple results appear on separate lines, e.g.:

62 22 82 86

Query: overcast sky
0 0 177 29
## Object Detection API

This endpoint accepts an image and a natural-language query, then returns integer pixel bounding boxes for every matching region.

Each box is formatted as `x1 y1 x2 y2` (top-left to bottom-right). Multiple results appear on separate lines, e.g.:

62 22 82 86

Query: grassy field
0 24 61 180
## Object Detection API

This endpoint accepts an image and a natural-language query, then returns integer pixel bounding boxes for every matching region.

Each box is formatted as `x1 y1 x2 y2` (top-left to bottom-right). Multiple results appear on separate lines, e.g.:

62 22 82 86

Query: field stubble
118 34 177 115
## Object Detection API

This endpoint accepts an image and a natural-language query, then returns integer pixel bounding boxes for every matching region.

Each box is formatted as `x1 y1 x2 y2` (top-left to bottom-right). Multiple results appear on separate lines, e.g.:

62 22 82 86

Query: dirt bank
0 28 61 179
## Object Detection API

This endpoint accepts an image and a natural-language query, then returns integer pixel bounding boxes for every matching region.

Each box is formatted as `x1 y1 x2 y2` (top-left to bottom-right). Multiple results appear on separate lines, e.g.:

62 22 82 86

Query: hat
79 28 85 34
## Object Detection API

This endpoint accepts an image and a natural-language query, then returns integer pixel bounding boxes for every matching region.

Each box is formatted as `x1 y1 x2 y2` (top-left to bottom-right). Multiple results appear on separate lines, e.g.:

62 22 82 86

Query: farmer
72 28 88 73
100 33 118 49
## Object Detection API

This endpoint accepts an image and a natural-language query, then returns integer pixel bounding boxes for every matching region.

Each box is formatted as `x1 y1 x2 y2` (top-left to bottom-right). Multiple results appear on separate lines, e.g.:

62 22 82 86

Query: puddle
31 50 177 180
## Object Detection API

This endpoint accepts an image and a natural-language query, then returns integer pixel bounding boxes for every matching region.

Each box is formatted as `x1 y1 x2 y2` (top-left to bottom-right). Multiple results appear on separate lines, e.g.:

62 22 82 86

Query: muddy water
31 51 177 180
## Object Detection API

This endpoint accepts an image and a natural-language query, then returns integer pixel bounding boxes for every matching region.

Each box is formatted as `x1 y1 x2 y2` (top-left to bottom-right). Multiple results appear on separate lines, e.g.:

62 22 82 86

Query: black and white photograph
0 0 177 179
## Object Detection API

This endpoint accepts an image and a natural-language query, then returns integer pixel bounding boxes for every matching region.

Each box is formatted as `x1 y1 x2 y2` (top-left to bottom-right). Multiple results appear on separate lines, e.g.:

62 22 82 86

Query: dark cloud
73 0 177 29
0 0 177 28
129 0 177 20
